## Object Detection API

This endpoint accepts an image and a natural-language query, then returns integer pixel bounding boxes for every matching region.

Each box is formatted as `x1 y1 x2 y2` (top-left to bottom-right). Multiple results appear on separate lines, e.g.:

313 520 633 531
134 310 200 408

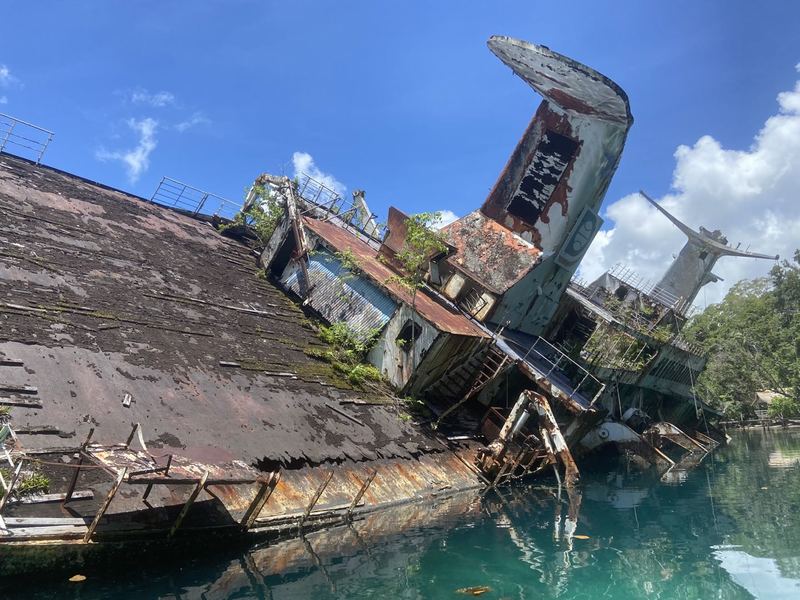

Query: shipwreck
0 36 768 575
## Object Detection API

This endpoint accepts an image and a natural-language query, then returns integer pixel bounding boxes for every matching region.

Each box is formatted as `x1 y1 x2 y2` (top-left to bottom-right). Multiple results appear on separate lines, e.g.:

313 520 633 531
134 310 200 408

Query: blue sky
3 1 800 304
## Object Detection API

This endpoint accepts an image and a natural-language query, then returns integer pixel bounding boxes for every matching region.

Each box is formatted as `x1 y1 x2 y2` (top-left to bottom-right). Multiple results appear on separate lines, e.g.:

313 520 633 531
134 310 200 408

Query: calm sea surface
7 428 800 599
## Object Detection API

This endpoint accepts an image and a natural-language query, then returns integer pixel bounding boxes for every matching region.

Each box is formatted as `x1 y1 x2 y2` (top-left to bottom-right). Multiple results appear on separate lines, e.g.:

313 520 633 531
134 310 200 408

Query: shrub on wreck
219 183 284 250
307 322 384 386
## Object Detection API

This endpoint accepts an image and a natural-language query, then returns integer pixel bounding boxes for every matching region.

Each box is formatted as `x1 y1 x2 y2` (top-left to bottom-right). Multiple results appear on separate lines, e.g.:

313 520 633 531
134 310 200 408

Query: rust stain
480 104 577 243
443 211 541 294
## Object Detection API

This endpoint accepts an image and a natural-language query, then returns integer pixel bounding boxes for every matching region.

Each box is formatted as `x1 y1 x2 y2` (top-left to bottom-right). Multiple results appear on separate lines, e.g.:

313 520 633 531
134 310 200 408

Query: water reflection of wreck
0 34 770 572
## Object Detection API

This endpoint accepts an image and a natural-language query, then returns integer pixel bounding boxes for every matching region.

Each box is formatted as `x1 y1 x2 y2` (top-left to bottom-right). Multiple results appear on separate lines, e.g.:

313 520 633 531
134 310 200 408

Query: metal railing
514 335 605 405
150 177 240 219
570 270 695 335
0 112 54 164
296 173 386 245
670 334 704 357
608 263 685 314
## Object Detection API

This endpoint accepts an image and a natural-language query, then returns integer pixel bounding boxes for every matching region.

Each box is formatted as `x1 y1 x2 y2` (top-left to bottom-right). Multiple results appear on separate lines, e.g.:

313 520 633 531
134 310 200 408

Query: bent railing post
83 467 127 543
346 469 377 518
168 470 209 538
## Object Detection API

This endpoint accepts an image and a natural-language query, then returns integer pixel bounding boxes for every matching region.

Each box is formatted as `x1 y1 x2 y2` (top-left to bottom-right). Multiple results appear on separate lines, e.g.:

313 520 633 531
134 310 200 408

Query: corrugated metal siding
281 251 397 338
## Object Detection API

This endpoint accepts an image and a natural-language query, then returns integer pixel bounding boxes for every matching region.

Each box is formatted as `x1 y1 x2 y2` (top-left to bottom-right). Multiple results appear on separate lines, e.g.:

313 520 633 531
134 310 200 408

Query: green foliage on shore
683 250 800 418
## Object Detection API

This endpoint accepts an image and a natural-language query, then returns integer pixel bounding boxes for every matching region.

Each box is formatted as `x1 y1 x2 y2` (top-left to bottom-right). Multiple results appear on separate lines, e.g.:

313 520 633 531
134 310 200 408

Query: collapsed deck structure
0 35 756 573
260 37 634 489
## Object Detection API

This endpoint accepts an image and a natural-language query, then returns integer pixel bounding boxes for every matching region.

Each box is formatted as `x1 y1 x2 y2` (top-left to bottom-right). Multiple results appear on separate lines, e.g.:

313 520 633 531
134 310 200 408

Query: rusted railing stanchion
299 470 334 528
83 467 127 543
63 455 84 505
124 423 139 449
346 469 377 518
64 427 94 505
168 471 209 538
241 470 280 530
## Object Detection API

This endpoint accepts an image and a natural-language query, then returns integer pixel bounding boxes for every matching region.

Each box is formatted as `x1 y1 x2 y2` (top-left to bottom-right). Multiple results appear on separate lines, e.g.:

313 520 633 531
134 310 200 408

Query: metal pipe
511 409 531 436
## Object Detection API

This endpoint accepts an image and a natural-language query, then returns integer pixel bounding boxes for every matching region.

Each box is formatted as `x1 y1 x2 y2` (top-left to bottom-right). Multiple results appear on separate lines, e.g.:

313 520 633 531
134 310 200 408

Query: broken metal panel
260 214 292 271
280 249 397 339
381 206 411 256
367 304 441 390
481 99 629 251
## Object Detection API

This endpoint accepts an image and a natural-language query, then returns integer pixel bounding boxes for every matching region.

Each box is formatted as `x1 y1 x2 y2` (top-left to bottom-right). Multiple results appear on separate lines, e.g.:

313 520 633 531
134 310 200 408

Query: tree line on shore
683 250 800 420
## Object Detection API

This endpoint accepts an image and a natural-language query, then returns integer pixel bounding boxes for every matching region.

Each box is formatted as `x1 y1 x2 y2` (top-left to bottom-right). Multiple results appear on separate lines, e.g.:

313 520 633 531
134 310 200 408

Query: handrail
0 112 54 164
150 176 240 219
296 173 385 245
514 335 603 405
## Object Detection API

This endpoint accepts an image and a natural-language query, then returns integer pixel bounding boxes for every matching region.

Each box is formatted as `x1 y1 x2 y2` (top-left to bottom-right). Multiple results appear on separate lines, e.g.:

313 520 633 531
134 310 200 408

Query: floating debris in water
68 574 86 582
456 586 492 596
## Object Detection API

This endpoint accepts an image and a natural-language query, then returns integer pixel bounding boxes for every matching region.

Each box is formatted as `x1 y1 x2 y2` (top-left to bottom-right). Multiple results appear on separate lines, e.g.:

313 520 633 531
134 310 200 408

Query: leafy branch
219 183 284 249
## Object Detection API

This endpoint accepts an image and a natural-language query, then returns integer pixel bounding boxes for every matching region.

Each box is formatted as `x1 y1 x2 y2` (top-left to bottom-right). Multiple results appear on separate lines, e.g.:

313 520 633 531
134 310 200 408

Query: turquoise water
6 428 800 599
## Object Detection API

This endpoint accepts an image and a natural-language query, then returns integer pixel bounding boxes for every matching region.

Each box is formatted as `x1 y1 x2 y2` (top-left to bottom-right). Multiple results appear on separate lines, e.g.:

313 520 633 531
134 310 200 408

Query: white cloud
96 117 158 183
292 151 346 196
0 64 20 103
175 111 211 132
0 64 14 87
433 210 459 229
131 89 175 107
580 66 800 308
